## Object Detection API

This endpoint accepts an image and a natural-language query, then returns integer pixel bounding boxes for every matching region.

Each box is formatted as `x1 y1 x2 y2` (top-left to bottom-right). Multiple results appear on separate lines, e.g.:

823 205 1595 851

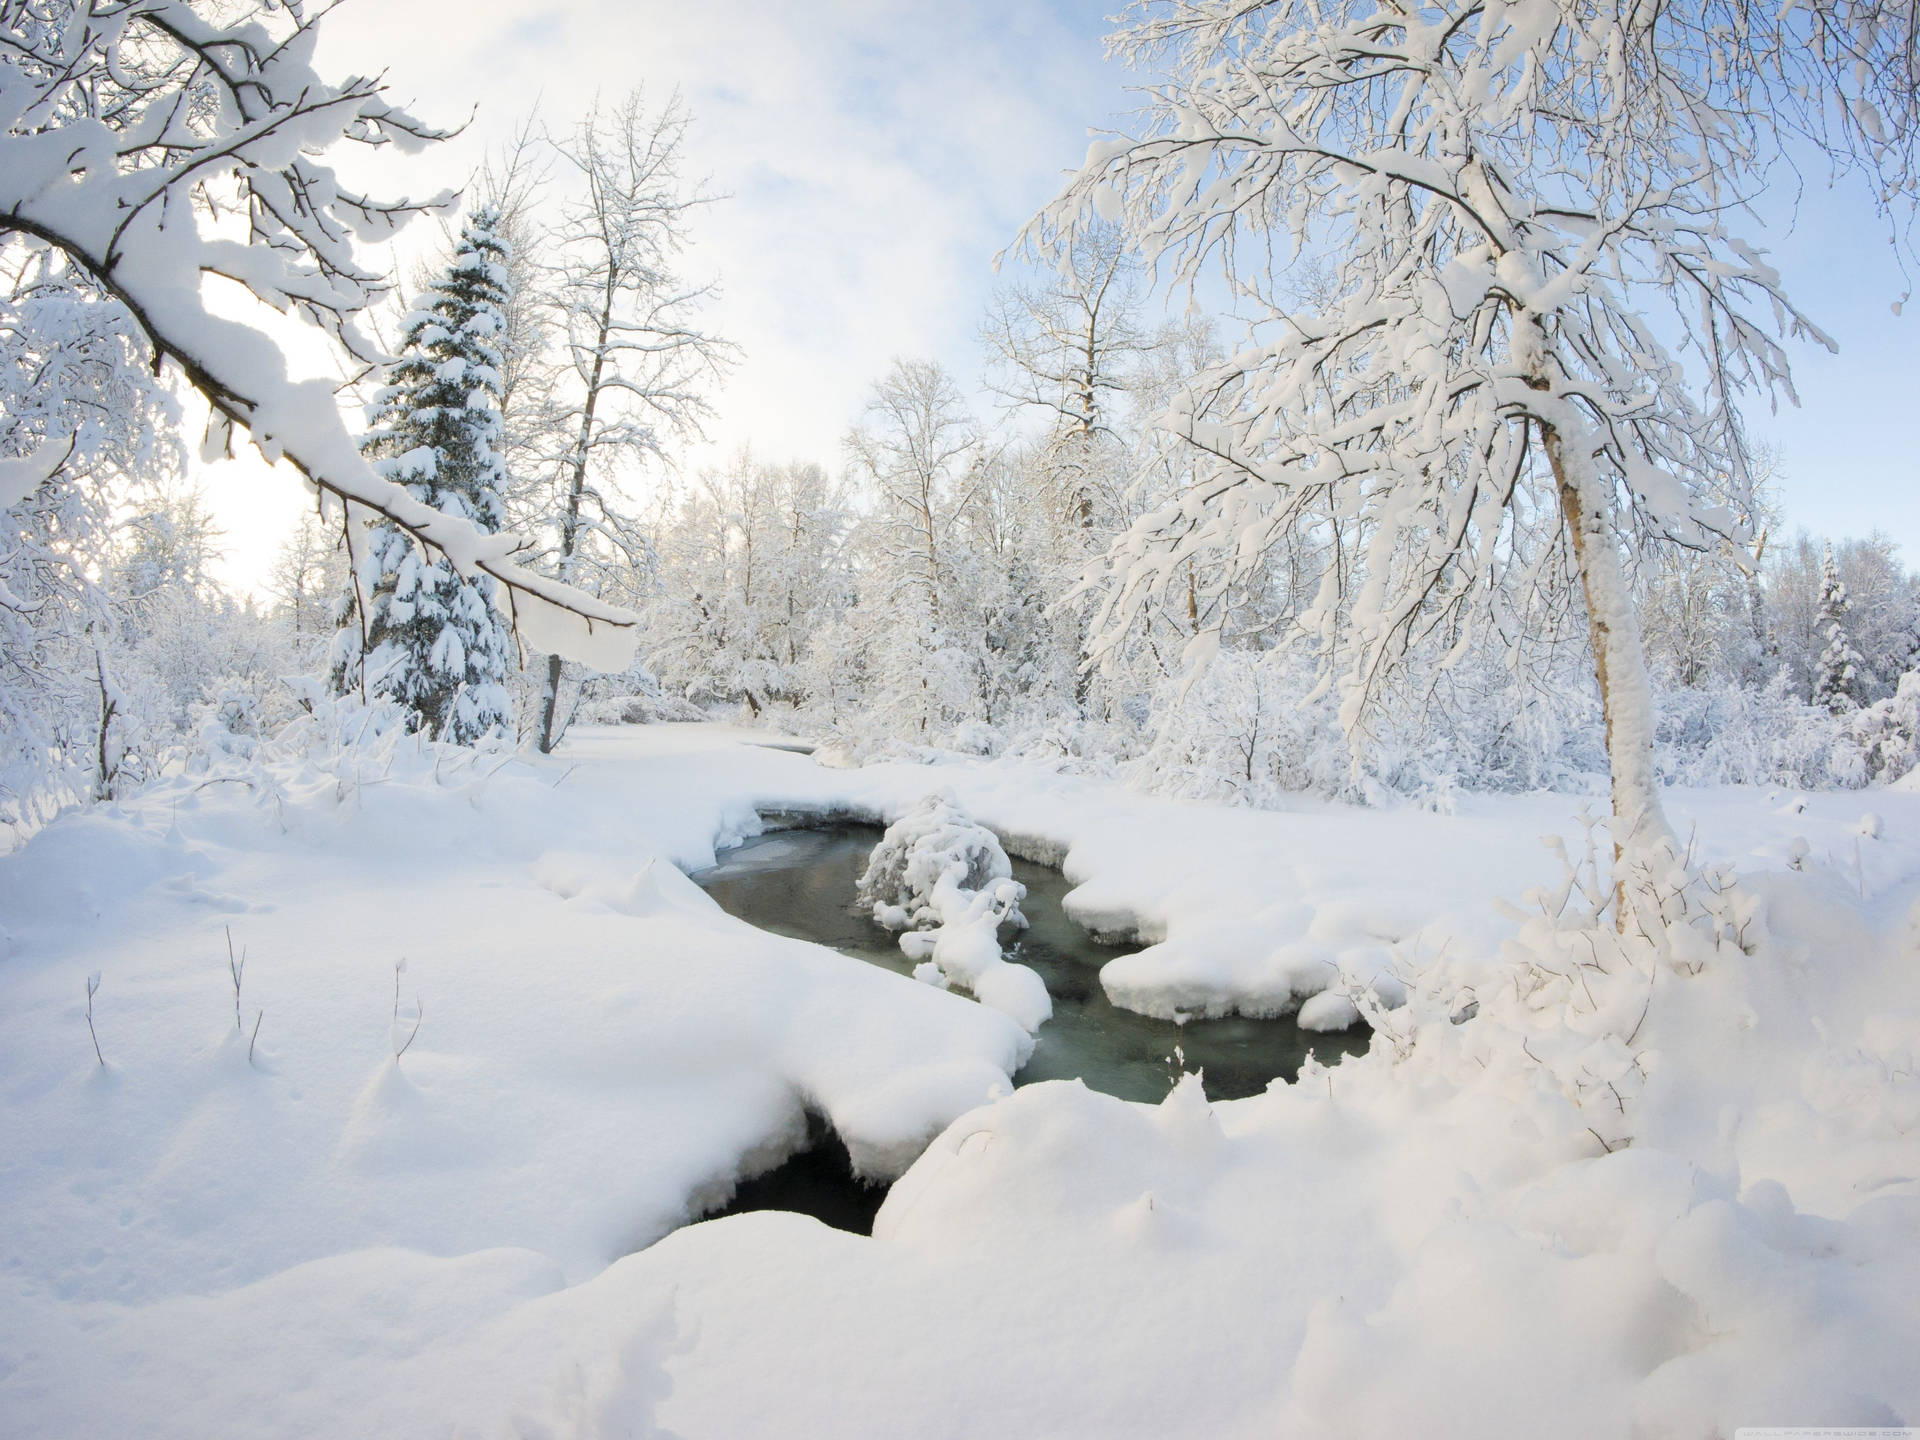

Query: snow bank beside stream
5 724 1920 1436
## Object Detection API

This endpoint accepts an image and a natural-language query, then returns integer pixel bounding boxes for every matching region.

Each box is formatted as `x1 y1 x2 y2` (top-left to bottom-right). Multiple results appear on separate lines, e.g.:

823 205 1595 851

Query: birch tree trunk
1542 415 1677 909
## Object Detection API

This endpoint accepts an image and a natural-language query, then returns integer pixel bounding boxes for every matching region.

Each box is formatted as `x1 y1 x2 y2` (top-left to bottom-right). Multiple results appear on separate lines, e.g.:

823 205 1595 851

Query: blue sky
1744 168 1919 547
200 0 1919 589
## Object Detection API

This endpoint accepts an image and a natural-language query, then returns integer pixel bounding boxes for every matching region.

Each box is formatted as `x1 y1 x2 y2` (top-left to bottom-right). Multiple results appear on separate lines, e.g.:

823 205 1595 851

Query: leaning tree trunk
1540 415 1677 915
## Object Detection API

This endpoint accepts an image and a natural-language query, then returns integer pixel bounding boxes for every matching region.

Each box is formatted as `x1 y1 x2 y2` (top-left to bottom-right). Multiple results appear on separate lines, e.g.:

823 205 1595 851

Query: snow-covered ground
3 724 1917 1436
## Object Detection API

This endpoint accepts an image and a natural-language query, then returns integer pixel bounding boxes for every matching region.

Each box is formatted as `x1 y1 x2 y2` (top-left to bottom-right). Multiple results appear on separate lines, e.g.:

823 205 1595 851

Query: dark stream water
685 824 1367 1236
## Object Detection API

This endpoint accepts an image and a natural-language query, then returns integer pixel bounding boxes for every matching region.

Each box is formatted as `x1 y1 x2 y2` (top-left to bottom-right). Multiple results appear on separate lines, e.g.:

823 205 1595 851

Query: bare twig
395 999 423 1062
227 926 246 1031
392 958 422 1063
85 971 104 1068
249 1009 264 1067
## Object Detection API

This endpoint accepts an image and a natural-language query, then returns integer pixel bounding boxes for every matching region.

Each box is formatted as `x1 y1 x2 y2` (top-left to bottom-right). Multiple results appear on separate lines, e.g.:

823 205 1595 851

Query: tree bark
1541 417 1676 907
93 639 118 802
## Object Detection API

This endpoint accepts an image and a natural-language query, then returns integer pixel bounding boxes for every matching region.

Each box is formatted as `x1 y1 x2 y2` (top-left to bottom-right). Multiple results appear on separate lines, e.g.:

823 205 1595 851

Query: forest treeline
7 83 1919 835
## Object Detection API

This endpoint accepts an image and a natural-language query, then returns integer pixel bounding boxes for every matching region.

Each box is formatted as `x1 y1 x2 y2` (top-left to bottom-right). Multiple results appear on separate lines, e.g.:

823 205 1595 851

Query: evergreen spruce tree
331 208 517 744
1814 543 1867 715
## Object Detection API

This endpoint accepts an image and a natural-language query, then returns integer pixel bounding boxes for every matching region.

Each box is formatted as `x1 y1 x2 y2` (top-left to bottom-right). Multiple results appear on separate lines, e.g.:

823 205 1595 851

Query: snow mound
858 792 1051 1033
1297 990 1362 1031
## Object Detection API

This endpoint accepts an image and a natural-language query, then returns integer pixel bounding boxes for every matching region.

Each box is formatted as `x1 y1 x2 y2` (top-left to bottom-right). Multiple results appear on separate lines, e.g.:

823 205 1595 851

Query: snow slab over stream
2 723 1918 1436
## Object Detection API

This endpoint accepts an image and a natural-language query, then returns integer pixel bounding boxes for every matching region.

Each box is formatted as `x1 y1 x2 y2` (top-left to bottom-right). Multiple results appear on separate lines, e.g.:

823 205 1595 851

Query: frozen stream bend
693 824 1369 1107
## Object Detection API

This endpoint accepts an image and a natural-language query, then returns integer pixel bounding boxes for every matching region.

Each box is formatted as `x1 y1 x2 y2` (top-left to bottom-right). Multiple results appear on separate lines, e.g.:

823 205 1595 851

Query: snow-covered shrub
858 791 1026 932
1654 676 1828 787
1845 672 1920 785
1124 642 1607 809
1129 648 1349 805
275 680 420 760
856 792 1049 1032
946 720 1003 758
190 675 272 765
1652 673 1865 790
1375 812 1767 1153
576 664 709 726
999 717 1135 782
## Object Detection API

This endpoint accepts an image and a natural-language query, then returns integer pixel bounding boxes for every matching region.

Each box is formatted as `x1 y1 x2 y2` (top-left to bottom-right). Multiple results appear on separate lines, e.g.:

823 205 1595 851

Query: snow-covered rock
1297 990 1363 1031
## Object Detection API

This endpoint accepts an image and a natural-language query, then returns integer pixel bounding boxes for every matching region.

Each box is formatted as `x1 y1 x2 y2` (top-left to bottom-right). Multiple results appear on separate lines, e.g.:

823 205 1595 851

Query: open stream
686 824 1368 1235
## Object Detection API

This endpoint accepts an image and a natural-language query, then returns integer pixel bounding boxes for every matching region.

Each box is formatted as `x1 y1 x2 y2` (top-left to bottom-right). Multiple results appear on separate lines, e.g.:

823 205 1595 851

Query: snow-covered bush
1128 648 1347 805
1123 642 1915 808
946 719 1003 758
1376 811 1767 1154
1845 672 1920 786
577 687 708 727
1653 674 1860 789
190 675 274 765
856 793 1049 1032
858 792 1026 932
276 679 421 760
1123 644 1600 809
999 717 1135 782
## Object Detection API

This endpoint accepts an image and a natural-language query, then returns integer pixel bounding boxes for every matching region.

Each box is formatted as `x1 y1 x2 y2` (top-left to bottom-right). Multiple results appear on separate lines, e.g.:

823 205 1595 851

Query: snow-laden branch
0 0 638 670
0 434 70 510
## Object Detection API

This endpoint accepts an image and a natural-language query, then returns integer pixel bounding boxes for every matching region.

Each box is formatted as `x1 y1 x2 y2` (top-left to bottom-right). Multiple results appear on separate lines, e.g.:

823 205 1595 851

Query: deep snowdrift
2 724 1917 1436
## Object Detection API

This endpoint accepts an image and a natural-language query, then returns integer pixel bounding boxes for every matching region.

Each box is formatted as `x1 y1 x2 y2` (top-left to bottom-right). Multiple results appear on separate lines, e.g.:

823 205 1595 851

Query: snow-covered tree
1030 0 1917 909
845 360 989 740
469 118 564 547
983 224 1147 535
649 452 851 715
332 208 517 745
984 228 1167 715
952 444 1080 730
1823 534 1919 697
1 233 177 821
1814 544 1867 714
99 479 296 777
530 90 735 753
1763 531 1917 704
1638 545 1761 690
267 507 349 656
